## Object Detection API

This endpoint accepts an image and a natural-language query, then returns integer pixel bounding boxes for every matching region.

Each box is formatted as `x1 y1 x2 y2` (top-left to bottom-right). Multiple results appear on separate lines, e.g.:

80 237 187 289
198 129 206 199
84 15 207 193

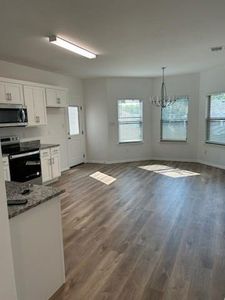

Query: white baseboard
197 160 225 170
105 157 152 164
150 157 198 163
85 157 225 171
86 160 107 164
61 167 70 172
86 158 152 164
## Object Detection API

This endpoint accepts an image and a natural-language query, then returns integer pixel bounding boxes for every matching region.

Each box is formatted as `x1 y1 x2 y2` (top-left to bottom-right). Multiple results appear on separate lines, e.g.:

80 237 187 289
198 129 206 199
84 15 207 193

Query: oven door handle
9 150 40 160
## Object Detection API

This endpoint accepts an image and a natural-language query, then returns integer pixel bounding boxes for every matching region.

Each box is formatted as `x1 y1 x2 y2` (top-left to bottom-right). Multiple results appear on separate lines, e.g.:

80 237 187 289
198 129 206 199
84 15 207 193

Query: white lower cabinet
41 147 61 183
2 156 11 181
51 147 61 179
40 149 52 183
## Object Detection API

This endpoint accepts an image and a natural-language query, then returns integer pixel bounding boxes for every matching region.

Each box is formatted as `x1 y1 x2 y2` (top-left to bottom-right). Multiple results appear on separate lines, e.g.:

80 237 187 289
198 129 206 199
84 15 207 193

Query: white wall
0 149 17 300
151 73 200 161
0 60 84 170
84 75 200 164
84 78 152 163
106 78 152 162
84 79 109 163
198 65 225 168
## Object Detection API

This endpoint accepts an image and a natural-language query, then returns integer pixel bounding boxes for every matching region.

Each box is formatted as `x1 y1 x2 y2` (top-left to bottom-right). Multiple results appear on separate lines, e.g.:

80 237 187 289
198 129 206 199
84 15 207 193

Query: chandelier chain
150 67 176 108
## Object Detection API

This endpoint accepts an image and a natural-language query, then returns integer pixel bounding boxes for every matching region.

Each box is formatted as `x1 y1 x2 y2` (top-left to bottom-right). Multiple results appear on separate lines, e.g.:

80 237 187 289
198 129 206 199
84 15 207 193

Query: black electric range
1 137 42 183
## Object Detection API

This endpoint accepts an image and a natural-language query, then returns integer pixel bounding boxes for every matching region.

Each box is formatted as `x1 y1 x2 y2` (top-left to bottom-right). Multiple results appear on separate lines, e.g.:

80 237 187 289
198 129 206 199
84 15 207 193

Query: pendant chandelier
150 67 176 108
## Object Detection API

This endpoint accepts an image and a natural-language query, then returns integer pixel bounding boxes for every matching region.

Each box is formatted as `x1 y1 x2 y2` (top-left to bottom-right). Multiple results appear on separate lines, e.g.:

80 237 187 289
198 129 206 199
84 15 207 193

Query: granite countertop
1 142 60 158
6 182 65 219
22 141 60 150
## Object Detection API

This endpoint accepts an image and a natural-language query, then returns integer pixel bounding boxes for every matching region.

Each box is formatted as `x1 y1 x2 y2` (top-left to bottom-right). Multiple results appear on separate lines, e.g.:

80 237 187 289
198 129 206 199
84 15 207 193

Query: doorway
67 106 84 167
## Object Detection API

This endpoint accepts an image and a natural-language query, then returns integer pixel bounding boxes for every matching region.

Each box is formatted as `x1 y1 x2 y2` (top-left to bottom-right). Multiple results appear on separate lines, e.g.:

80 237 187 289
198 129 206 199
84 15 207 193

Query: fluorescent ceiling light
49 35 96 59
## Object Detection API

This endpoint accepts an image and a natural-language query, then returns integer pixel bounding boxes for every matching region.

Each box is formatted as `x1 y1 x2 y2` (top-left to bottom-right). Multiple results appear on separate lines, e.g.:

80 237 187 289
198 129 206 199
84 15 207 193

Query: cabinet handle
49 158 52 165
56 97 61 104
6 93 11 101
36 116 40 123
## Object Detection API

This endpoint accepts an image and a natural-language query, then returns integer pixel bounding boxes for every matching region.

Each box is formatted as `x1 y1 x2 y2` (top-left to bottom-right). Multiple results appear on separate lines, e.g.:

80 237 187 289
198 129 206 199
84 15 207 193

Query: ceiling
1 0 225 78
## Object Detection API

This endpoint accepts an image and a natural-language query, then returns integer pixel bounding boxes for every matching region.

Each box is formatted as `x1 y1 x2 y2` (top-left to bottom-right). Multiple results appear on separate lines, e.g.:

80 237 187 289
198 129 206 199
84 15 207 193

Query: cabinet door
40 149 52 183
24 86 47 126
46 88 67 107
0 82 5 103
4 82 23 104
3 157 11 181
51 147 61 179
33 87 47 125
56 90 67 107
24 86 36 126
46 88 57 107
3 166 11 181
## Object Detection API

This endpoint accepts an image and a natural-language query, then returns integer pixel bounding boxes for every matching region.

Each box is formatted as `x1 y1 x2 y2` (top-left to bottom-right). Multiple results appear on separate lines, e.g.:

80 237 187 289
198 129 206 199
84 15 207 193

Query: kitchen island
6 182 65 300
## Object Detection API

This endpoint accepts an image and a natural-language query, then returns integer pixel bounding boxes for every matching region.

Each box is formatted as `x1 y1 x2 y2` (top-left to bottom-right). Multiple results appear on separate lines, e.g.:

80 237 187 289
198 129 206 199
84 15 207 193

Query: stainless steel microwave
0 104 28 127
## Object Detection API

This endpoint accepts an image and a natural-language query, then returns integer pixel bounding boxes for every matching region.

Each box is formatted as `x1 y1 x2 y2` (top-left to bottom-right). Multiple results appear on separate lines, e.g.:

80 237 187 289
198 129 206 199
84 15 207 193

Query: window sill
205 141 225 146
118 141 144 145
160 140 188 143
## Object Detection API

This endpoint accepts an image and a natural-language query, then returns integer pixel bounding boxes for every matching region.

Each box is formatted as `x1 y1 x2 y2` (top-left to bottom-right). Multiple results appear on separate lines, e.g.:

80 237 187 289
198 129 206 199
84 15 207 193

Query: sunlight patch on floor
90 171 117 185
139 164 200 178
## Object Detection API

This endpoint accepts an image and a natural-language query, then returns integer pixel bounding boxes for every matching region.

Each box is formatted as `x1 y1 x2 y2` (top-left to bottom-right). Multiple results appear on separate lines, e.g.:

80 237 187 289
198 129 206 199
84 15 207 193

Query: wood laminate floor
50 161 225 300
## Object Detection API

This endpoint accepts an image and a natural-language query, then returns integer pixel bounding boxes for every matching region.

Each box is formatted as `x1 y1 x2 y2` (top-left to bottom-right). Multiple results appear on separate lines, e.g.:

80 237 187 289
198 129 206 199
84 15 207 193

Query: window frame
68 105 80 136
206 93 225 146
160 96 189 142
117 99 144 144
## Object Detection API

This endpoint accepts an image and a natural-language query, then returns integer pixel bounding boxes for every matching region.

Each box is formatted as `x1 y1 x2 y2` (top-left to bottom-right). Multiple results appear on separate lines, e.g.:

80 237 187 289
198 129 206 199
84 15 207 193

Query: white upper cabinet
46 88 67 107
24 86 47 126
0 81 23 104
0 83 5 101
33 87 47 125
0 77 67 112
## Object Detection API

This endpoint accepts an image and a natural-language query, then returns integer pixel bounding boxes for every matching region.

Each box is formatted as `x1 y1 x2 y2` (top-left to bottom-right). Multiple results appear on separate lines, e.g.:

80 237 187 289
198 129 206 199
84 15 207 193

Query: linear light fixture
49 35 96 59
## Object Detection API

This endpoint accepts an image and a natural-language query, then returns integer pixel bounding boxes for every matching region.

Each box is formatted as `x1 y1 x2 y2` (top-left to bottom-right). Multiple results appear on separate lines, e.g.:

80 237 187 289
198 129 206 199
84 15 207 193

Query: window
118 99 143 143
68 106 80 135
206 93 225 145
161 97 189 141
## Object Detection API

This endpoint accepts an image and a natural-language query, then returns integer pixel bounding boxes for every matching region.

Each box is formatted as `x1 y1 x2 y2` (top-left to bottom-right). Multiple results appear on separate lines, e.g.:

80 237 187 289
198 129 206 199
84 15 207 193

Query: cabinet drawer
40 149 50 158
51 147 60 156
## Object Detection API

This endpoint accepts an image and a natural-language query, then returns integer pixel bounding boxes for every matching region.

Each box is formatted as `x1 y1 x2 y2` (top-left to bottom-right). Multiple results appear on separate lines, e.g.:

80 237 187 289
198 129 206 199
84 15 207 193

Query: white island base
9 197 65 300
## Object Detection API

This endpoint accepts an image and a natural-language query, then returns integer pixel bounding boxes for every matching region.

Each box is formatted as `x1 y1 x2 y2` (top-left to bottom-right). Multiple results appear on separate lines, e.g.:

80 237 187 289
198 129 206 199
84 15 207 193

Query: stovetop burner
1 140 41 155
